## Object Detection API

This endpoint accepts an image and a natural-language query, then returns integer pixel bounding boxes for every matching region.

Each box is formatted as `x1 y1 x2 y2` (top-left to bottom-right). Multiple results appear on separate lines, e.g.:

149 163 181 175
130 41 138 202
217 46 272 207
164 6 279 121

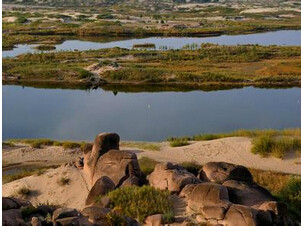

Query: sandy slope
134 137 301 175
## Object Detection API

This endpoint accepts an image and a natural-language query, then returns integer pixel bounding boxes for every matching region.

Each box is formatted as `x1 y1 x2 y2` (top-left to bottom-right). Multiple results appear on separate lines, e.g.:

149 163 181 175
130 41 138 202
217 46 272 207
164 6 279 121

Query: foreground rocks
2 132 294 226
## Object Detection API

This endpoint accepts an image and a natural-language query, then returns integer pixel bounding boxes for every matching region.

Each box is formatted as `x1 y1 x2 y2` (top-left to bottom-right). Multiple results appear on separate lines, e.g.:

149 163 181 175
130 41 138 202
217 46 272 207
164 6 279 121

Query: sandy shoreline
3 137 301 175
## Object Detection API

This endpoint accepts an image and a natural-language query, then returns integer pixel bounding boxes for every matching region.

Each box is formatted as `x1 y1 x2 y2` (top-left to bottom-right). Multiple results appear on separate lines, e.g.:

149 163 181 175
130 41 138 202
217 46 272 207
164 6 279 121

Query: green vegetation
2 166 58 184
2 141 15 147
251 169 301 222
138 157 159 175
107 185 174 223
3 45 301 87
251 136 301 159
7 138 87 150
34 45 56 51
133 43 156 49
120 141 160 151
169 139 189 147
57 177 70 186
16 186 32 197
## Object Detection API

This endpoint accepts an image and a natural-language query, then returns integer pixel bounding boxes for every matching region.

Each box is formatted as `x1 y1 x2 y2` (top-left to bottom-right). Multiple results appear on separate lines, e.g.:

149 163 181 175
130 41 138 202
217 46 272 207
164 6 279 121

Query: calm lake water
3 85 301 141
3 30 301 58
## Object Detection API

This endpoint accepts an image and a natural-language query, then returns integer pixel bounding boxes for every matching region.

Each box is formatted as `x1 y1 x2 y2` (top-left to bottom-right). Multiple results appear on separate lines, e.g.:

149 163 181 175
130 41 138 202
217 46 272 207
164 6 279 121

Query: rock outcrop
148 162 201 194
198 162 253 184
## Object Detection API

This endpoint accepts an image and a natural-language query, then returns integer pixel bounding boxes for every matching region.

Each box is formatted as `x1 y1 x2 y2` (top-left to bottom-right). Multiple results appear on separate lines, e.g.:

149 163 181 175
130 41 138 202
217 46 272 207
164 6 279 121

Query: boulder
84 132 120 183
179 184 198 198
31 217 42 226
223 204 259 226
144 214 163 226
223 180 275 207
148 163 201 194
55 216 79 226
81 206 111 224
255 201 289 225
2 197 31 210
85 176 115 205
52 208 78 221
91 149 145 187
186 183 231 220
2 209 26 226
199 162 253 184
75 156 84 169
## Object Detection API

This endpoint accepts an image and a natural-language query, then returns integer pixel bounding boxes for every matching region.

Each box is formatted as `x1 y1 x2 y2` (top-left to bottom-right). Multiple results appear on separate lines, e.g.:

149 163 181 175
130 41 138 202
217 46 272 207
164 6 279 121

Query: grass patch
120 141 160 151
16 186 31 197
34 45 56 51
169 139 189 147
108 185 174 223
251 136 301 159
180 162 202 176
2 141 15 147
2 166 58 184
138 157 159 175
57 177 70 186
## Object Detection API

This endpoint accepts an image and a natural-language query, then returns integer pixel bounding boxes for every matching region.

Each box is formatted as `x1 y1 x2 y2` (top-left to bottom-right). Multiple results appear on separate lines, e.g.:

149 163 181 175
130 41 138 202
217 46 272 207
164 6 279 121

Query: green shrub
170 139 189 147
180 162 202 176
108 186 174 223
138 157 159 175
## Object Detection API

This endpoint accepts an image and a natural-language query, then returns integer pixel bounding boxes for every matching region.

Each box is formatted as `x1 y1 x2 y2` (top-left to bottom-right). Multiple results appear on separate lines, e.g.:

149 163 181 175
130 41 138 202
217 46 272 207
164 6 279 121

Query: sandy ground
2 137 301 209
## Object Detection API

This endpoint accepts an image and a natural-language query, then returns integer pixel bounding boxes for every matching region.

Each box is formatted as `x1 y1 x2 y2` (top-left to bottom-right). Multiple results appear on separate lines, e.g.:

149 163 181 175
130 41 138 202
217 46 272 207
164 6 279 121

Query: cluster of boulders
2 132 292 226
149 161 290 226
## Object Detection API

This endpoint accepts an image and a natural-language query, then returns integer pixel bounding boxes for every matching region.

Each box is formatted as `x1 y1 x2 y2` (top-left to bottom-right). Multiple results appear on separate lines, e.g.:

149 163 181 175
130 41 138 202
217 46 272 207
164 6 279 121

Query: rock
52 208 78 221
199 162 253 184
31 217 42 226
84 133 120 183
144 214 163 226
256 201 289 225
75 156 84 169
186 182 231 220
179 184 198 198
55 216 79 226
2 197 31 210
223 180 275 207
36 204 54 216
2 209 26 226
85 176 115 205
148 163 201 194
92 196 111 208
120 175 140 187
91 149 145 187
81 206 111 223
223 204 259 226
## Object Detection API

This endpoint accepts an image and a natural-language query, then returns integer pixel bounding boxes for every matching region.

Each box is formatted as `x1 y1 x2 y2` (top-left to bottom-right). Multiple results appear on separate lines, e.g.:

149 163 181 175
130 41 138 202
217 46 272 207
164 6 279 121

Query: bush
169 139 189 147
108 186 174 223
138 157 159 175
57 177 70 186
17 187 31 196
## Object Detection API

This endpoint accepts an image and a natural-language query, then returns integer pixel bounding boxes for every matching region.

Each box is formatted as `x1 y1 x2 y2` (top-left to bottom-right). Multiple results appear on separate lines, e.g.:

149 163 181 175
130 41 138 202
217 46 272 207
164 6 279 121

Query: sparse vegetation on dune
107 185 174 223
120 142 160 151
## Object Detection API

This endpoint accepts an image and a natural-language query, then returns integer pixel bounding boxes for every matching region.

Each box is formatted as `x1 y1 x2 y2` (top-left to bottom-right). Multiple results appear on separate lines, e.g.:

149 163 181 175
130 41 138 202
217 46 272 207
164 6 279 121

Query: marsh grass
107 185 174 223
120 141 160 151
34 45 56 51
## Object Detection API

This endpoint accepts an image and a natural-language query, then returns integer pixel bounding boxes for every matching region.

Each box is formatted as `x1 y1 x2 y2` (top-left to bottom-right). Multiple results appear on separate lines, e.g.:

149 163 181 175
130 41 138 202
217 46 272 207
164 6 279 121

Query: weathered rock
31 216 42 226
148 163 201 194
255 201 289 225
223 180 275 207
179 184 198 198
84 133 120 183
120 175 140 187
92 196 111 208
91 149 145 187
144 214 163 226
199 162 253 184
81 206 111 223
223 204 259 226
2 197 31 210
85 176 115 205
2 209 26 226
55 216 79 226
52 208 78 221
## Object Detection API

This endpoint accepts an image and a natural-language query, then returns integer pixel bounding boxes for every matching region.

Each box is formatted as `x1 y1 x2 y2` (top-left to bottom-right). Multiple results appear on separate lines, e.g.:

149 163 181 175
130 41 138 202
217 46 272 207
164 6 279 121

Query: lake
3 30 301 58
3 85 301 141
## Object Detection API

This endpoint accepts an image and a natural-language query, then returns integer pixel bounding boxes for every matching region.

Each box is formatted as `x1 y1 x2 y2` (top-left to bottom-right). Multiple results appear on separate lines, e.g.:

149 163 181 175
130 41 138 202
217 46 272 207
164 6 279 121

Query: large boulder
223 180 275 207
148 163 201 194
199 162 253 184
2 197 31 210
52 208 79 222
85 176 115 205
81 206 111 224
222 204 259 226
2 209 26 226
144 214 163 226
91 149 145 187
84 132 120 184
186 182 231 220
